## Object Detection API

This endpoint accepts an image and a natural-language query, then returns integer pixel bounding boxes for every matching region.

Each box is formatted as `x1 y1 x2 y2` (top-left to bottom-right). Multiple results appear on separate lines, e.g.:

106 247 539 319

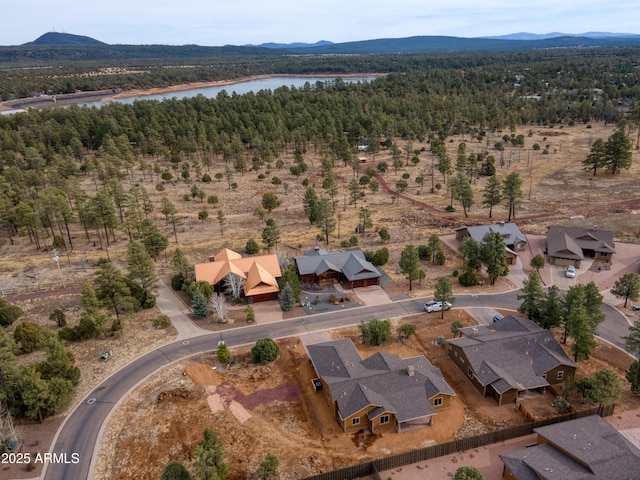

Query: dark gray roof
500 415 640 479
462 222 527 248
547 225 616 259
448 316 578 392
307 338 455 423
294 248 381 282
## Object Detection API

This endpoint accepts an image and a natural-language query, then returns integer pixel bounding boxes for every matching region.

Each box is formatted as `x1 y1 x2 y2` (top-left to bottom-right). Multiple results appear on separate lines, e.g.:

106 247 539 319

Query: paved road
43 289 632 480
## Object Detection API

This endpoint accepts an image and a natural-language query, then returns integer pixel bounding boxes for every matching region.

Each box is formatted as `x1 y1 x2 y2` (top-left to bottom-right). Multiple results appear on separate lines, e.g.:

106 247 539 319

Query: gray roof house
447 316 578 405
293 247 382 288
500 415 640 479
546 225 615 268
307 338 455 433
455 222 527 265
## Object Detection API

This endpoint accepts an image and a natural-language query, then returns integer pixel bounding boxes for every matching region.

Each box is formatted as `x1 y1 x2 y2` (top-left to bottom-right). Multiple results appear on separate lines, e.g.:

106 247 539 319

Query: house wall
447 344 486 396
595 252 613 263
513 241 527 251
545 365 576 385
549 256 581 268
491 387 517 406
505 252 517 265
370 412 397 433
341 406 375 433
502 466 518 480
430 394 452 411
455 229 469 241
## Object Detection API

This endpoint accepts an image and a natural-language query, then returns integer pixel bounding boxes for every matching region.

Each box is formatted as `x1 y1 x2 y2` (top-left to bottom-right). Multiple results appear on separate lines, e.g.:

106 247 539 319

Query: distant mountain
482 32 640 41
247 40 333 49
24 32 107 46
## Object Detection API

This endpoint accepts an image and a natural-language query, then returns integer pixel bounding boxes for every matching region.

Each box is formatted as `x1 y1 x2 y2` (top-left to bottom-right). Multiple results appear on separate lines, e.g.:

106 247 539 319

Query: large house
546 225 615 268
194 248 282 303
455 222 528 265
447 316 578 406
293 247 382 288
307 338 455 433
500 415 640 479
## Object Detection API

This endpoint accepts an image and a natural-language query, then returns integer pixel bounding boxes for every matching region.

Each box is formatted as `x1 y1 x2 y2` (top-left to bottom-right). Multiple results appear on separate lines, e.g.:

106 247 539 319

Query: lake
0 76 378 115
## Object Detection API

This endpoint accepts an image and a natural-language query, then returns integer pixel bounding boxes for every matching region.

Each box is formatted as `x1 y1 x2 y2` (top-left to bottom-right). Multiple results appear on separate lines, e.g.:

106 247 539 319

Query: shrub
313 295 321 305
328 294 337 304
444 205 456 212
244 305 255 323
171 273 186 291
359 319 392 345
434 249 446 265
458 269 478 287
153 314 171 329
74 316 100 341
452 269 459 277
398 323 416 339
418 244 431 260
436 335 446 345
13 322 45 353
207 195 219 205
0 298 23 327
202 173 212 182
49 308 67 327
58 327 75 342
251 338 280 364
245 238 260 255
372 247 389 266
217 343 231 363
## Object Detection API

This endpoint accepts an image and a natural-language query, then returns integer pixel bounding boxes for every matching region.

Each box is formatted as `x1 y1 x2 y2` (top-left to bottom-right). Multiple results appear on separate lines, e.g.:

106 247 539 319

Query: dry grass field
2 120 640 479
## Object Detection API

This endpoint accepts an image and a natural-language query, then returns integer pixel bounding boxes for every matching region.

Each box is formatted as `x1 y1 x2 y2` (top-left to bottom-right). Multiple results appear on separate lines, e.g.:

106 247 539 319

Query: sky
2 0 639 46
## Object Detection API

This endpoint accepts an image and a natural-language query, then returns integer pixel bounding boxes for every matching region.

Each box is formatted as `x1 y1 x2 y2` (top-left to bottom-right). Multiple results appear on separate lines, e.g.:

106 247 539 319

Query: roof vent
499 221 505 227
593 225 598 231
408 365 415 377
472 327 479 335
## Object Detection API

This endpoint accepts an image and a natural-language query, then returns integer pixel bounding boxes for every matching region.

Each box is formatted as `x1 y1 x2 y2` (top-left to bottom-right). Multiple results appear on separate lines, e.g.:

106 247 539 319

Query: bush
398 323 416 339
202 173 211 182
58 327 75 342
74 316 100 341
444 205 456 212
13 322 45 354
0 298 23 327
372 247 389 266
458 269 478 287
251 338 280 364
153 314 171 329
418 244 431 260
245 238 260 255
359 319 392 345
452 269 459 277
171 273 186 291
217 343 231 363
434 248 446 265
49 308 67 327
244 305 255 323
328 294 337 304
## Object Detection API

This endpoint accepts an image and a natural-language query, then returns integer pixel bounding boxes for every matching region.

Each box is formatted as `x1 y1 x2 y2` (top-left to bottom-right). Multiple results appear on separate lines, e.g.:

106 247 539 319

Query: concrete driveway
550 258 594 290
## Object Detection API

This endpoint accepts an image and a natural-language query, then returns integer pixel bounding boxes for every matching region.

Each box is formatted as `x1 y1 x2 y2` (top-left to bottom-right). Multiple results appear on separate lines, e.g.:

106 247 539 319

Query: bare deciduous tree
209 293 227 323
224 273 244 302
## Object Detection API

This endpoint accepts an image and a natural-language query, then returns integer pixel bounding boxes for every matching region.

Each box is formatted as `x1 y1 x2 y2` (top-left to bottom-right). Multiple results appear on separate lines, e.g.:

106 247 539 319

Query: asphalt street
43 289 632 480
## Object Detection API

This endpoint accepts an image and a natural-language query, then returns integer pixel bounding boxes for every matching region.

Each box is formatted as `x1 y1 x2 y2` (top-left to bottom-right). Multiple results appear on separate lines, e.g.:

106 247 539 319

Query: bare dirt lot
93 309 639 480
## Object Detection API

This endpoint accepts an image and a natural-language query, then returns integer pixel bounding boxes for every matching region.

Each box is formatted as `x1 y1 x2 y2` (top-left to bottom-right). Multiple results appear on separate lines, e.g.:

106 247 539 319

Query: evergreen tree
126 240 159 308
582 138 607 176
539 285 564 330
502 172 523 222
302 187 319 224
171 248 192 277
359 319 392 345
161 461 193 480
433 276 455 319
94 262 136 319
192 289 209 320
278 264 302 303
245 238 260 255
399 245 420 291
193 428 228 480
256 453 279 480
626 360 640 394
604 129 633 174
280 283 296 312
480 231 509 286
610 273 640 308
251 338 280 363
216 343 231 363
313 197 336 246
517 271 545 322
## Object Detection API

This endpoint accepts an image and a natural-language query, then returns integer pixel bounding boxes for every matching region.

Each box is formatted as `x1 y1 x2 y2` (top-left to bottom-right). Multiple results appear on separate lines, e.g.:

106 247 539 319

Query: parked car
565 266 576 278
493 314 504 323
425 301 452 313
100 350 112 361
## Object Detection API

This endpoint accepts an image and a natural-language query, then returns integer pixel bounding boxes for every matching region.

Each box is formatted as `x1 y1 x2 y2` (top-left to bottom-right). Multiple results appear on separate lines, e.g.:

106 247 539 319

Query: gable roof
448 316 578 392
500 415 640 479
294 248 381 282
194 249 282 297
461 222 527 248
307 338 455 422
547 225 616 258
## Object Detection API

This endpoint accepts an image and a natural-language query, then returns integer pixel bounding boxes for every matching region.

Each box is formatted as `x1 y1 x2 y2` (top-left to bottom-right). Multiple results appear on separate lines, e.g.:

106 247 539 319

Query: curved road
43 290 631 480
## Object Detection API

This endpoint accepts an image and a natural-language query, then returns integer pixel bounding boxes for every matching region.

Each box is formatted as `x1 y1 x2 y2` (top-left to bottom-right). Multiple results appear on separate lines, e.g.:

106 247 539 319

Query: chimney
407 365 415 377
472 327 479 336
208 255 215 262
499 221 505 227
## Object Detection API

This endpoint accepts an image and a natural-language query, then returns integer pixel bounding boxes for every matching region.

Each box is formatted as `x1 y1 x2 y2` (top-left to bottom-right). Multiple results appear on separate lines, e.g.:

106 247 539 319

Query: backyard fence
303 404 614 480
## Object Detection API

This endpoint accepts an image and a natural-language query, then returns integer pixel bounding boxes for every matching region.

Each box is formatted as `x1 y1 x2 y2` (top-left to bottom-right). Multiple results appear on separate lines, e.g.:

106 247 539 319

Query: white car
425 301 452 313
565 266 576 278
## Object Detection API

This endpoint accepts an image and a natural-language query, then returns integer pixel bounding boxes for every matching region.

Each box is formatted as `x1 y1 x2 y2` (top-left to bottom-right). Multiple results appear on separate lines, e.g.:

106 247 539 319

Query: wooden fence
303 405 614 480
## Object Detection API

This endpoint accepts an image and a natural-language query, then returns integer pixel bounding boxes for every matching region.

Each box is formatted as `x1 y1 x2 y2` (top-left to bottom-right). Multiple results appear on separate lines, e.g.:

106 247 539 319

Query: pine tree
280 283 295 311
192 289 209 320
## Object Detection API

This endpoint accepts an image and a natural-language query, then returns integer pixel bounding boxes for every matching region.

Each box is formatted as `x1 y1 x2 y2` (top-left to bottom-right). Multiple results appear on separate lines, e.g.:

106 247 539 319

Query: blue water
0 76 377 115
84 76 377 107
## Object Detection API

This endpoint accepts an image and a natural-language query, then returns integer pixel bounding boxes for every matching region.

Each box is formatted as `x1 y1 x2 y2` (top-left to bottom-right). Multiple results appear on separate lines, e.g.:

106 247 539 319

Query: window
557 371 564 381
600 252 609 257
380 415 390 425
433 397 443 407
467 367 473 378
352 417 360 426
542 373 547 380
